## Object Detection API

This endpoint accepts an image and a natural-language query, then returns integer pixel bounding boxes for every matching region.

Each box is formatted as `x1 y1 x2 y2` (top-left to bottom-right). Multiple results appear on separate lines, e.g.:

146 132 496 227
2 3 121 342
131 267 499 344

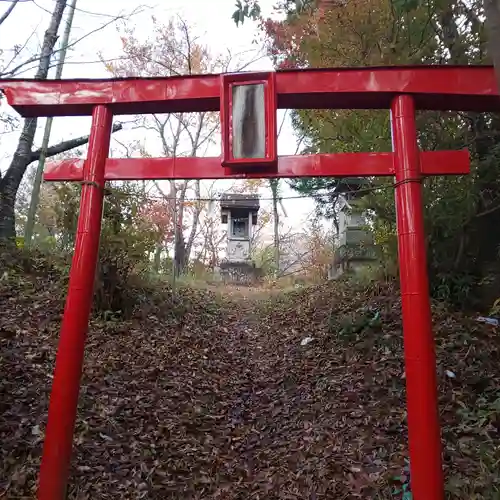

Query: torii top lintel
0 65 498 117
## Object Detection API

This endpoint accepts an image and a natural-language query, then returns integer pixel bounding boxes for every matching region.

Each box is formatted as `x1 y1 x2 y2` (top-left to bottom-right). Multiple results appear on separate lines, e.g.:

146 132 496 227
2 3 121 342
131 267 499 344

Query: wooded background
1 0 500 310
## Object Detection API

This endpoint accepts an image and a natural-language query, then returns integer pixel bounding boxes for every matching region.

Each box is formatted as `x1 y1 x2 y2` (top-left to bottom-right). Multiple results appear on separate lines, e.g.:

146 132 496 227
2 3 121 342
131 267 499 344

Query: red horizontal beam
43 150 469 182
2 66 498 117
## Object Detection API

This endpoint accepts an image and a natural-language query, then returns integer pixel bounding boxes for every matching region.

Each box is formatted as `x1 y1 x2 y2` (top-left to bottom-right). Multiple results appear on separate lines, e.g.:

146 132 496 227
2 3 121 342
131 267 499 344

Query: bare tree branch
6 55 132 78
0 0 20 27
1 24 39 76
29 122 123 162
1 5 148 77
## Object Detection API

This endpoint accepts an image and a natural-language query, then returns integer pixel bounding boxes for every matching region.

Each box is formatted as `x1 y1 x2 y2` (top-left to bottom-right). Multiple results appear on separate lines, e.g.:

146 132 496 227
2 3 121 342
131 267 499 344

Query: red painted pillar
38 105 113 500
391 95 444 500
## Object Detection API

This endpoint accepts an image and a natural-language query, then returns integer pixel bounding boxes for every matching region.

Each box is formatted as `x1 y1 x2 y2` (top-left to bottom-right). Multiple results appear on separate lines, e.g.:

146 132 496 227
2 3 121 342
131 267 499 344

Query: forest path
2 277 496 498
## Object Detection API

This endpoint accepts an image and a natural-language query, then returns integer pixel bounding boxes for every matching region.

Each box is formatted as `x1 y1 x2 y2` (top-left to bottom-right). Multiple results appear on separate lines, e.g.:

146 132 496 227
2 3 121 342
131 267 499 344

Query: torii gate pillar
37 105 113 500
392 95 443 498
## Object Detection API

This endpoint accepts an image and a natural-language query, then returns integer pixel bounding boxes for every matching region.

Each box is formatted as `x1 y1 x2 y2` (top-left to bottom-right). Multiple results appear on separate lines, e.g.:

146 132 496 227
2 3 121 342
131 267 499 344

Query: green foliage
32 181 165 316
52 183 80 252
252 244 277 276
232 0 316 26
95 184 160 316
331 308 382 343
289 177 339 218
262 0 500 308
391 0 420 13
232 0 261 26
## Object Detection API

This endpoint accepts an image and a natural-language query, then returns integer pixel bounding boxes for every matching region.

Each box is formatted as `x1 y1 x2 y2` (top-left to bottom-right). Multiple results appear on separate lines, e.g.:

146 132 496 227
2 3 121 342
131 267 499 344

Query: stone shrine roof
220 193 260 211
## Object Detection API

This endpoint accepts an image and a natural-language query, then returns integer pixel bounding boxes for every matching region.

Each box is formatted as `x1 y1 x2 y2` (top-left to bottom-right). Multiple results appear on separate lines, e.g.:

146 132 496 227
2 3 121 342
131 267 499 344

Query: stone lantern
330 178 377 278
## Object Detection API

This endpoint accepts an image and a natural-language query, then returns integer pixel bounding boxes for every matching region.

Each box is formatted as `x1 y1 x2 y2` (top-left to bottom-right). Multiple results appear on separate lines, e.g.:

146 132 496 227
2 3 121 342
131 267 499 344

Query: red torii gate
1 65 498 500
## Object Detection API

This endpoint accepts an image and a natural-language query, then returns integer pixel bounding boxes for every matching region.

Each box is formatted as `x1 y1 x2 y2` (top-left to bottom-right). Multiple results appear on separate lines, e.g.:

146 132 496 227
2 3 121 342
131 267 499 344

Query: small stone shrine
219 193 261 284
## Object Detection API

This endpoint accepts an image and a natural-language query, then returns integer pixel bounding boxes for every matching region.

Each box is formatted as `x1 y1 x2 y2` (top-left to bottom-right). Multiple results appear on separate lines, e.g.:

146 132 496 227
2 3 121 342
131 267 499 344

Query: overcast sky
0 0 319 235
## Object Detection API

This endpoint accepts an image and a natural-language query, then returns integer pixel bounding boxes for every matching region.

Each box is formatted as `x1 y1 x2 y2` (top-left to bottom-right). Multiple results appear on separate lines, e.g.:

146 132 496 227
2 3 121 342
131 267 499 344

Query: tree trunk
175 234 186 274
270 179 280 276
170 180 178 277
175 181 188 274
484 0 500 91
169 180 187 277
0 119 38 240
153 243 162 272
185 180 202 264
0 0 67 243
438 4 466 63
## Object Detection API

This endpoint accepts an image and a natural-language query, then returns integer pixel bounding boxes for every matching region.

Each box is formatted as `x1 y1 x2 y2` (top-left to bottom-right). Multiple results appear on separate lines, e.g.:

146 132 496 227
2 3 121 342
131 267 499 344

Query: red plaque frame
220 71 277 171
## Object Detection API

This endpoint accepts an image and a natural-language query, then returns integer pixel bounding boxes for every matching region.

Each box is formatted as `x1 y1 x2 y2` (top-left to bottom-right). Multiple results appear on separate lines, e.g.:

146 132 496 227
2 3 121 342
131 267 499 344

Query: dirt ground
1 264 500 499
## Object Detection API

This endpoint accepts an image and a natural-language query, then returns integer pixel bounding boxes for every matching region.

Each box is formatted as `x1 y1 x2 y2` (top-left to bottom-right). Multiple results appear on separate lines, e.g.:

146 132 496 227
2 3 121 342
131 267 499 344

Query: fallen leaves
1 258 500 499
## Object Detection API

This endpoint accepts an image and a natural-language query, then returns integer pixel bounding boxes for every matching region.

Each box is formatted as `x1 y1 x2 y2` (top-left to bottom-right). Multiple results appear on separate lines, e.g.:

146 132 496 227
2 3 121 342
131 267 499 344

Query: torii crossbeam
2 64 498 500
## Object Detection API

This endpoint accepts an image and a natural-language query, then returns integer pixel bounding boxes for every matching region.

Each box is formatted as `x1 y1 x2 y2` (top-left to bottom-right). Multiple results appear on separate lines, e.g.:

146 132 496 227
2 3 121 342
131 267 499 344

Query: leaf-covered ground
1 255 500 499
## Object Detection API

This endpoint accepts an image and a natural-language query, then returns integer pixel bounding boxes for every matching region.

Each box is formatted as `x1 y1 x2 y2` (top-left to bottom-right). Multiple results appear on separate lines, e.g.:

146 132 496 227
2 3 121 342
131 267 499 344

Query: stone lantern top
336 177 370 201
